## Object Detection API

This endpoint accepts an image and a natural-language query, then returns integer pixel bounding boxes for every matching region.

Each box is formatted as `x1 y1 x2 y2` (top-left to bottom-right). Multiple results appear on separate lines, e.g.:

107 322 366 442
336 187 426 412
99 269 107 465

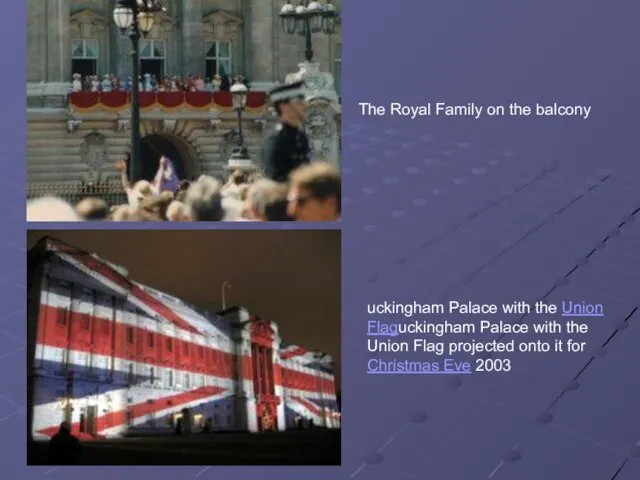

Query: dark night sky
27 230 341 385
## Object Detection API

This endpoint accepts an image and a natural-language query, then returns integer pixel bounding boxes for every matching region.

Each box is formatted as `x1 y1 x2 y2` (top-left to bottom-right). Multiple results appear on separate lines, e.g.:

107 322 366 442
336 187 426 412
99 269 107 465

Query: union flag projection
27 237 340 440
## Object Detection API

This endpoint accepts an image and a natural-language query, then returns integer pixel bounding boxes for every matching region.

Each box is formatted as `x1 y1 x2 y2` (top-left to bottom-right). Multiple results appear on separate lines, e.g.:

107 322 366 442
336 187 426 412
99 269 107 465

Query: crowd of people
71 72 245 94
27 159 341 223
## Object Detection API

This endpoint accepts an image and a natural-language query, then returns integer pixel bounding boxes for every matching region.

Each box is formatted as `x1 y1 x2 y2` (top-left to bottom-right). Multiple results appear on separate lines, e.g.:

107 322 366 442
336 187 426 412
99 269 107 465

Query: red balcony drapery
68 91 268 113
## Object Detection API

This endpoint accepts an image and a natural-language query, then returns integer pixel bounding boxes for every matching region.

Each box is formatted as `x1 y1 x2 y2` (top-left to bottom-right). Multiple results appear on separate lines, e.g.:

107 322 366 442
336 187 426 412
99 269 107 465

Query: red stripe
291 397 322 416
37 304 235 378
131 285 198 334
37 386 227 438
37 304 335 394
280 365 336 395
51 242 199 334
50 242 130 292
280 346 307 360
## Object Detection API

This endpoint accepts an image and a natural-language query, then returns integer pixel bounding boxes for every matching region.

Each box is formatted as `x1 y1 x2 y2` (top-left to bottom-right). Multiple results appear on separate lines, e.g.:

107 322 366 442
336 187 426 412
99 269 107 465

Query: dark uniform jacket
261 123 311 182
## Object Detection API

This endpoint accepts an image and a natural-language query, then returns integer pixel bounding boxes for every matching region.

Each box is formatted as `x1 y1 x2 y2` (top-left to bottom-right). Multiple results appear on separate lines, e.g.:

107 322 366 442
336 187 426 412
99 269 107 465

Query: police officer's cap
269 81 306 103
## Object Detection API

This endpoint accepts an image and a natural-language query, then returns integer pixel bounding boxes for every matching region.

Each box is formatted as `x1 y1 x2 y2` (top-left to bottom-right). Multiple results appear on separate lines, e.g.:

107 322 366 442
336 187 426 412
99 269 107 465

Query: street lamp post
279 1 339 63
113 0 165 183
228 80 252 169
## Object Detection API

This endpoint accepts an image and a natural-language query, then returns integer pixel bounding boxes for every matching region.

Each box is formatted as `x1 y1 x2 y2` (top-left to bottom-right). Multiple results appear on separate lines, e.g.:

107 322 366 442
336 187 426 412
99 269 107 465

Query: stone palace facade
27 0 341 189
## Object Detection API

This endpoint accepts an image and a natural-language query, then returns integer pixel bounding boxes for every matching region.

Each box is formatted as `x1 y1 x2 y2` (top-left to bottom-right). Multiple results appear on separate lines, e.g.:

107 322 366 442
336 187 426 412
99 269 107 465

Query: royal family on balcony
71 73 248 94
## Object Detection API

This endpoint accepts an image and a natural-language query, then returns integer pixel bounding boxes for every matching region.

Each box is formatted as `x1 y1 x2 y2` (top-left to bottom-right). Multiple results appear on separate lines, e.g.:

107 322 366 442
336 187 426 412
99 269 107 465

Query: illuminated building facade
27 237 340 439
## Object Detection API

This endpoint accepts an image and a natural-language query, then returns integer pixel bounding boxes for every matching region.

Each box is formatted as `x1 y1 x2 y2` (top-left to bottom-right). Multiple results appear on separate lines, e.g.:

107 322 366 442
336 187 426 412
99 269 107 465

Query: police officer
261 81 311 182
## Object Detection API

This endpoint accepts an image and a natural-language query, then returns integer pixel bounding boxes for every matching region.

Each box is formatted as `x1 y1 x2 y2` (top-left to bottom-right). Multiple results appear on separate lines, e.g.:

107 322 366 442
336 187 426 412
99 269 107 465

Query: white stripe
271 336 286 431
282 388 337 402
134 282 229 339
47 248 228 341
286 398 340 419
284 398 324 425
99 389 232 437
280 345 299 353
280 357 335 381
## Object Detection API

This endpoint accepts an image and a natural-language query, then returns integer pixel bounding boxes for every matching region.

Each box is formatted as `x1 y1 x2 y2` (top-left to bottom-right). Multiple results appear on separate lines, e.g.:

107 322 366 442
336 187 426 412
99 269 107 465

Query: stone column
181 0 204 76
109 21 121 76
117 35 132 80
27 0 47 83
46 0 71 84
250 0 275 82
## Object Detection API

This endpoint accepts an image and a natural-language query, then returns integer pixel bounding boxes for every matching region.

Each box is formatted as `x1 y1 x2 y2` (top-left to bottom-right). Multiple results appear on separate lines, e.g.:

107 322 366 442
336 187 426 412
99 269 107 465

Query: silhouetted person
48 422 81 465
175 418 183 435
203 418 212 433
220 75 231 92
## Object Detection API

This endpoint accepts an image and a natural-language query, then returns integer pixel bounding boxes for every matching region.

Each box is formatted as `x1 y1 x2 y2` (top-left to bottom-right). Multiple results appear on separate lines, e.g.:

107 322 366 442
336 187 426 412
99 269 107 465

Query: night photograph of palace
26 230 341 465
27 0 341 202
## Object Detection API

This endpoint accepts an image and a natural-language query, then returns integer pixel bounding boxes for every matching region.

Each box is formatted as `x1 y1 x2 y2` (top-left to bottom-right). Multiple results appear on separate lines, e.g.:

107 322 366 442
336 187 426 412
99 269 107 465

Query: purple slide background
2 0 640 479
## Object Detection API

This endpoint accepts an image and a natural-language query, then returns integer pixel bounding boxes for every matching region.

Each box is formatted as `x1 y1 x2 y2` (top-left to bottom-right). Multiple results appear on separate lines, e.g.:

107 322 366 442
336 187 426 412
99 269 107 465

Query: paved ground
28 429 341 465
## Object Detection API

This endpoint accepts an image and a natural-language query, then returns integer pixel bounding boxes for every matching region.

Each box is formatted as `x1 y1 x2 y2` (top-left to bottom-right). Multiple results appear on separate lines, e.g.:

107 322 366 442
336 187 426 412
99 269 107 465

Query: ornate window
140 40 166 78
205 41 232 78
203 11 243 78
70 10 107 77
71 39 99 77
